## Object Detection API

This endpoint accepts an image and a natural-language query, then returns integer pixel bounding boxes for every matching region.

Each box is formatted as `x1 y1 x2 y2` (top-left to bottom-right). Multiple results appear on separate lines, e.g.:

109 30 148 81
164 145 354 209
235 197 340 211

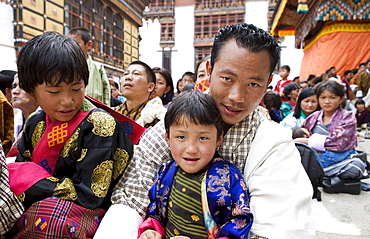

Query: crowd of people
0 22 369 239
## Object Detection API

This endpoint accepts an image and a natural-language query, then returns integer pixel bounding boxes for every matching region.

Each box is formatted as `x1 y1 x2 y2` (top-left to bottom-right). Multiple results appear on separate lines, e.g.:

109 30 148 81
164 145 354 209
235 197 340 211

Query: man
95 24 314 239
67 27 111 106
113 61 166 128
357 59 370 99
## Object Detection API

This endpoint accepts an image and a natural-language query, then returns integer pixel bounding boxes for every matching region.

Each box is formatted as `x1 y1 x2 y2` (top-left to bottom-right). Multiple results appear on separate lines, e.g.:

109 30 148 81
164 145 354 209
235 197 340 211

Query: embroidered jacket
303 108 357 152
10 102 133 210
139 155 253 239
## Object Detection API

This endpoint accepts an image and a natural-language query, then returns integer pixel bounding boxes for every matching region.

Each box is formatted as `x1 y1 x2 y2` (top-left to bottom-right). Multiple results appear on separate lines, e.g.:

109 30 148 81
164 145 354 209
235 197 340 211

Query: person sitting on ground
0 71 16 103
11 74 39 141
151 67 174 108
280 82 301 119
299 81 365 193
355 99 369 128
7 32 134 238
95 23 314 239
280 88 318 130
138 90 253 239
274 65 292 96
68 27 111 106
194 55 211 92
262 91 282 123
113 61 166 128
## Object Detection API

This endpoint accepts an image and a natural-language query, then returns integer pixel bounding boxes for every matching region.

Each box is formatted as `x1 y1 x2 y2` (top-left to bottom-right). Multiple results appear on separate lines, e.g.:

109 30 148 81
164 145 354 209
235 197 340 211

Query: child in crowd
7 32 133 237
280 82 301 119
138 90 253 239
275 65 291 96
292 127 311 140
262 91 282 123
355 99 369 128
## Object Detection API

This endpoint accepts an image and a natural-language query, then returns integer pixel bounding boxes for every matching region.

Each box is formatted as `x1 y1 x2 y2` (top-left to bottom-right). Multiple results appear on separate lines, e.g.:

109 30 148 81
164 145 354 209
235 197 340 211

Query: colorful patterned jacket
139 154 253 239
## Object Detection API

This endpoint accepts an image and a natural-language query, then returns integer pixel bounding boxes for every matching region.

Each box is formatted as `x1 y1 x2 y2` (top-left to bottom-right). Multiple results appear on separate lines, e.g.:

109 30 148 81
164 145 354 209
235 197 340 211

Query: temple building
139 0 270 80
8 0 150 75
270 0 370 80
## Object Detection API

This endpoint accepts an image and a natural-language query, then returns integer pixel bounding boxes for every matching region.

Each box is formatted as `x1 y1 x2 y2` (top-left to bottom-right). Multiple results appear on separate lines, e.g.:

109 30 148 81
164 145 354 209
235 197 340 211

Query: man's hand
139 229 162 239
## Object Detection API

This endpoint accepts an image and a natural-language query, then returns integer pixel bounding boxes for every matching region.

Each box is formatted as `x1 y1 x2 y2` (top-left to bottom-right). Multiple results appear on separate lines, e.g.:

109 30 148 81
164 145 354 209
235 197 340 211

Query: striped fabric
165 168 207 239
113 100 148 122
10 197 105 238
0 143 24 235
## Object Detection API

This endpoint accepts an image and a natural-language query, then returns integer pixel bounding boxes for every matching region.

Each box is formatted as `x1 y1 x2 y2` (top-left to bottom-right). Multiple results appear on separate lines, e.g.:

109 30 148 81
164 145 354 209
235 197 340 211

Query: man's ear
87 40 93 51
266 74 273 89
148 82 155 93
206 60 212 82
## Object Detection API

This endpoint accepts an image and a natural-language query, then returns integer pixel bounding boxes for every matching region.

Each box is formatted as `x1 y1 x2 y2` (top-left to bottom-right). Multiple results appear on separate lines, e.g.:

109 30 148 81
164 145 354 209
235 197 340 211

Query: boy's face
67 33 91 58
279 68 289 79
356 103 365 111
165 119 222 174
33 77 86 122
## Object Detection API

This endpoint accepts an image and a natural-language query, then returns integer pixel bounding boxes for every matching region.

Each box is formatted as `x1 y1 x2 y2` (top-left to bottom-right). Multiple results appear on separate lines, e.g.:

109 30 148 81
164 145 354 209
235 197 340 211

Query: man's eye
199 137 208 140
176 136 185 139
249 83 259 87
72 88 82 92
223 77 231 81
48 91 59 94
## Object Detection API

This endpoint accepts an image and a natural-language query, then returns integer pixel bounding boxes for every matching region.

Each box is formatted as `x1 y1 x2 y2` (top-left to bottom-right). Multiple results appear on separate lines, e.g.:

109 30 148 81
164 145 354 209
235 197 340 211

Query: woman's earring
164 94 167 98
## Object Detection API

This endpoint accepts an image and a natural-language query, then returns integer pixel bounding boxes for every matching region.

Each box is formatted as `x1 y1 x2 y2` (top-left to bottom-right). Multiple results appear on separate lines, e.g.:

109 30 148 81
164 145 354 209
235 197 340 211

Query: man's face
121 64 154 100
67 34 91 58
208 40 272 125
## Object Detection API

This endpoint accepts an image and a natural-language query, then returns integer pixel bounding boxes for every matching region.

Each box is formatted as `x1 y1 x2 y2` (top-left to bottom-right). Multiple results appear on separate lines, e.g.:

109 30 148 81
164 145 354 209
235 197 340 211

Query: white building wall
138 18 162 69
244 0 269 31
0 2 17 71
171 5 195 81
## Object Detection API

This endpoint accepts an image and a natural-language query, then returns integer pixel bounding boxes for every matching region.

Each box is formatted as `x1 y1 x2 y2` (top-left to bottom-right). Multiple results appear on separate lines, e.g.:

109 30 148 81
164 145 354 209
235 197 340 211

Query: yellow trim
304 22 370 50
270 0 288 35
277 29 296 36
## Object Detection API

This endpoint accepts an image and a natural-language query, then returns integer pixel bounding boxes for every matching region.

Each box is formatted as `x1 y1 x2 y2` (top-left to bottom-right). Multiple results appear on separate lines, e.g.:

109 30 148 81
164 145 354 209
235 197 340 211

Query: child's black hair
165 90 223 138
17 32 89 95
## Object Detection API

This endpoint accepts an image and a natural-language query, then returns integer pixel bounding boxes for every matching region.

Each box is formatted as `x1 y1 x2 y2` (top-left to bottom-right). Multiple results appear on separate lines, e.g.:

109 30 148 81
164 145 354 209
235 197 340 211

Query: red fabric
6 146 19 158
8 162 51 195
300 30 370 82
138 217 165 237
11 197 105 238
86 95 145 144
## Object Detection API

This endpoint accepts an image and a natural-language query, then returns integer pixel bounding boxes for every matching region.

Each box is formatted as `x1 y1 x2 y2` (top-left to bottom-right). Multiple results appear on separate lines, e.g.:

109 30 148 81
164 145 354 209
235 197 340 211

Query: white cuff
94 204 143 239
308 133 327 152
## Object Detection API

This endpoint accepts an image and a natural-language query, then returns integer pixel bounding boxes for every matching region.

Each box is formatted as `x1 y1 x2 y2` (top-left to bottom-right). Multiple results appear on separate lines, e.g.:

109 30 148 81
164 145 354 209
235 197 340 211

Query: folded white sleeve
94 204 143 239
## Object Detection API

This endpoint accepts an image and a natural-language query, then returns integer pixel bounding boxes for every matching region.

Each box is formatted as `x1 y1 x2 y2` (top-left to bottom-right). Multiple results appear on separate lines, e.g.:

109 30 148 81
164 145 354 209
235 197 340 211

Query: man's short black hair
211 23 280 75
165 90 223 139
17 32 89 95
68 27 92 44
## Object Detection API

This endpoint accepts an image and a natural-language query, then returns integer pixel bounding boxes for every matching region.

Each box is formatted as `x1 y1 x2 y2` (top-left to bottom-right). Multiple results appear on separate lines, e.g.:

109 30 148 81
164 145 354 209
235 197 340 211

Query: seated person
280 82 301 119
301 81 365 194
139 90 253 239
113 61 166 128
11 73 39 140
354 99 369 128
280 88 318 130
7 32 133 238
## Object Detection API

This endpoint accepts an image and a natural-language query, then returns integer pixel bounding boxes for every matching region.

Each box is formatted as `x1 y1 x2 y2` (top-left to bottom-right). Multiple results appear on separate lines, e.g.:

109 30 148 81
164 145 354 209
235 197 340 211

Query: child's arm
216 164 253 238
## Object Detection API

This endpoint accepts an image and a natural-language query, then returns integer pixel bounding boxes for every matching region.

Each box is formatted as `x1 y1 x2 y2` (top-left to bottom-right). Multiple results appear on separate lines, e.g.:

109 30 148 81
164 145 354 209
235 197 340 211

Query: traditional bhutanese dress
7 99 133 238
138 154 253 239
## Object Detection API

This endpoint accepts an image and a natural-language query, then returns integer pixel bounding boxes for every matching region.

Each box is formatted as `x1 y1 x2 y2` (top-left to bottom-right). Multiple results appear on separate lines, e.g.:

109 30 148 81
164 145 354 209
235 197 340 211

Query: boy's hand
139 229 162 239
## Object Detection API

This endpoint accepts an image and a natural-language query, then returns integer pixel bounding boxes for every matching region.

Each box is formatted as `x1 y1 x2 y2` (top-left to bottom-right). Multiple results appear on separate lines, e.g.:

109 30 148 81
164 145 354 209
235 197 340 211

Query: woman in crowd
300 81 365 193
280 82 301 119
151 67 174 108
280 87 318 130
